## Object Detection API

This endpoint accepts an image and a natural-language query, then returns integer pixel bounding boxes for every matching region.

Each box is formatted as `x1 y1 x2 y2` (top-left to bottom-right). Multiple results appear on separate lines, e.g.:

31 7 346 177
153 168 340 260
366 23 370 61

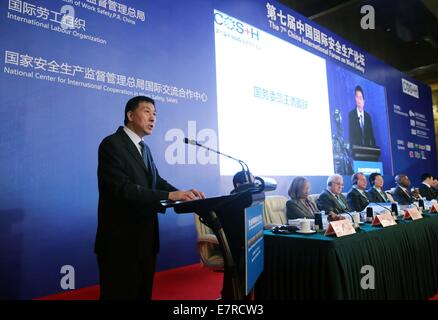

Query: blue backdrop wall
0 0 436 298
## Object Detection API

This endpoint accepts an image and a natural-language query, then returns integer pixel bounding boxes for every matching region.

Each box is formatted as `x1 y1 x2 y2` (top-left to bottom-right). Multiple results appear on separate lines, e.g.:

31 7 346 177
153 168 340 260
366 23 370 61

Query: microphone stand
342 211 361 230
184 138 253 183
368 202 401 224
370 202 393 215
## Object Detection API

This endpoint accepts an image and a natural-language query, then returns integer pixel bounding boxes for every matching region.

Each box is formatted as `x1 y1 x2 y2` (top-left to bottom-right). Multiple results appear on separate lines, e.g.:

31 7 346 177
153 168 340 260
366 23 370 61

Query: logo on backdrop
265 2 366 73
214 11 260 41
401 78 419 99
6 0 107 44
4 49 209 104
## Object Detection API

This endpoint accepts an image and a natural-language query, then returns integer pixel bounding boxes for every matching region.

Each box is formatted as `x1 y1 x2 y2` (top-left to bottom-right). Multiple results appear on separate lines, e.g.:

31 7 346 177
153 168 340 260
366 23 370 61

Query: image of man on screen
348 85 376 147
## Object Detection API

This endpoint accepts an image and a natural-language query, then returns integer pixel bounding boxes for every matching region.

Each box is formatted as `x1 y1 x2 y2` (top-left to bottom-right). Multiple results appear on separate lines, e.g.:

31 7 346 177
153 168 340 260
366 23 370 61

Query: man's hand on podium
168 189 206 202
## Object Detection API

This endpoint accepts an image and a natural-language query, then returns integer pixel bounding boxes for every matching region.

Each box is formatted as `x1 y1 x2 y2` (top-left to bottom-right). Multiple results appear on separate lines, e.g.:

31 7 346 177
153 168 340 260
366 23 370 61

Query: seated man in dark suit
348 85 376 147
286 176 319 220
317 174 348 221
392 174 416 205
419 173 437 201
367 172 391 203
347 172 370 211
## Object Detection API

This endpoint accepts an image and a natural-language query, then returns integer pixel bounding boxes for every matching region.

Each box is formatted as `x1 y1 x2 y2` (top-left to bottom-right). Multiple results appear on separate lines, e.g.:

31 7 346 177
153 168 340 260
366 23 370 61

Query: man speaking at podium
95 96 205 300
348 85 376 147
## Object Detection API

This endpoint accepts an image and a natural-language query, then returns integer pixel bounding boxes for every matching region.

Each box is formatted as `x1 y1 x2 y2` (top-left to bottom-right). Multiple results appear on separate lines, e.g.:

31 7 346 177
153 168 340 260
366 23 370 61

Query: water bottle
391 202 398 217
418 198 424 212
366 207 373 222
314 212 323 231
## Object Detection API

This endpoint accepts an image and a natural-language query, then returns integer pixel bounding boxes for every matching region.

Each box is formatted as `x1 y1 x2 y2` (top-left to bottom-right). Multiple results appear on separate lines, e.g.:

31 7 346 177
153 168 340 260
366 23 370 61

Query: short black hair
232 171 247 188
355 85 364 99
368 172 382 186
395 174 407 184
421 173 433 182
351 172 364 185
124 96 155 125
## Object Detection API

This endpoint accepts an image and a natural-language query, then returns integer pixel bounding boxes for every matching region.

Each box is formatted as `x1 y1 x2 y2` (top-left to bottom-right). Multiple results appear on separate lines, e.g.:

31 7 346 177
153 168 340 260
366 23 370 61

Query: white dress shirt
353 186 368 198
373 186 388 201
400 186 411 197
123 126 143 155
357 108 365 128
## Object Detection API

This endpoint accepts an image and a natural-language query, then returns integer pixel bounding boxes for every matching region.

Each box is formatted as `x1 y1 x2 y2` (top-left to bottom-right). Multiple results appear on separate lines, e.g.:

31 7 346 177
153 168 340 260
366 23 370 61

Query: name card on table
325 220 356 237
404 207 423 220
372 212 397 227
429 203 438 213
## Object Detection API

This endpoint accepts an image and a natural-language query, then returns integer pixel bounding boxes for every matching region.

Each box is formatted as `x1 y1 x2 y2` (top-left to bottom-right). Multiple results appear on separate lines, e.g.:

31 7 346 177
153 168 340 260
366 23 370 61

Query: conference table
255 212 438 300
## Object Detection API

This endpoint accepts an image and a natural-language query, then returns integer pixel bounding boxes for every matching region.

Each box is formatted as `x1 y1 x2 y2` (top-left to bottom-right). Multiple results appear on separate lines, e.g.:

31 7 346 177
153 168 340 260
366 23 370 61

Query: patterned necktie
139 141 157 189
402 188 412 201
336 194 346 210
359 114 365 144
379 190 388 202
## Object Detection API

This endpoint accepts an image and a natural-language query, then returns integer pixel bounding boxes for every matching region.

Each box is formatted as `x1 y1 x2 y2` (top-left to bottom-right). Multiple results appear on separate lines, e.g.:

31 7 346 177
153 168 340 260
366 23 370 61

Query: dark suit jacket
419 183 437 201
316 190 350 214
95 127 178 259
286 198 319 220
347 187 370 212
392 186 414 205
367 187 390 203
348 109 376 147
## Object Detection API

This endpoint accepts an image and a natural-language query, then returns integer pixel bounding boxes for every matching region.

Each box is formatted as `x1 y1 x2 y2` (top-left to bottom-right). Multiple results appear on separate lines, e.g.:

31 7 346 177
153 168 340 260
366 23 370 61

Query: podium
160 189 265 300
350 144 381 161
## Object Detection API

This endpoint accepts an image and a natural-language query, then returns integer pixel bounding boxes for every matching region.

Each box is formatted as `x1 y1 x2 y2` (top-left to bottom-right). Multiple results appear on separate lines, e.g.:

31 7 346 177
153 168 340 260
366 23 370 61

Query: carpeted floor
36 262 438 300
37 263 223 300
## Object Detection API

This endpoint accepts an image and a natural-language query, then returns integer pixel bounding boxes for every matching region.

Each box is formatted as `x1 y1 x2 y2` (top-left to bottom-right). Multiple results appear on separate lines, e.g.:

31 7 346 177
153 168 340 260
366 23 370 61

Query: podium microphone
370 202 392 214
183 138 253 183
343 211 361 230
369 202 400 220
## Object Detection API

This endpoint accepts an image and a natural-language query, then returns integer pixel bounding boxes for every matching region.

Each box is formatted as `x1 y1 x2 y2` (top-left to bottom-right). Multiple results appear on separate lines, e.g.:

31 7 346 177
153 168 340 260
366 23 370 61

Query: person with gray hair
316 174 348 221
286 176 319 220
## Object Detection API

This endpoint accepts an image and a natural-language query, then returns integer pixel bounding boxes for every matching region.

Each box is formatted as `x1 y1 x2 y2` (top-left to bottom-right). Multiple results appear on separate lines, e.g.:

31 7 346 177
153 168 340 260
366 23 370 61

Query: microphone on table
409 201 423 213
370 202 393 215
410 202 422 211
418 198 425 211
408 187 425 210
368 202 400 222
342 211 362 230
